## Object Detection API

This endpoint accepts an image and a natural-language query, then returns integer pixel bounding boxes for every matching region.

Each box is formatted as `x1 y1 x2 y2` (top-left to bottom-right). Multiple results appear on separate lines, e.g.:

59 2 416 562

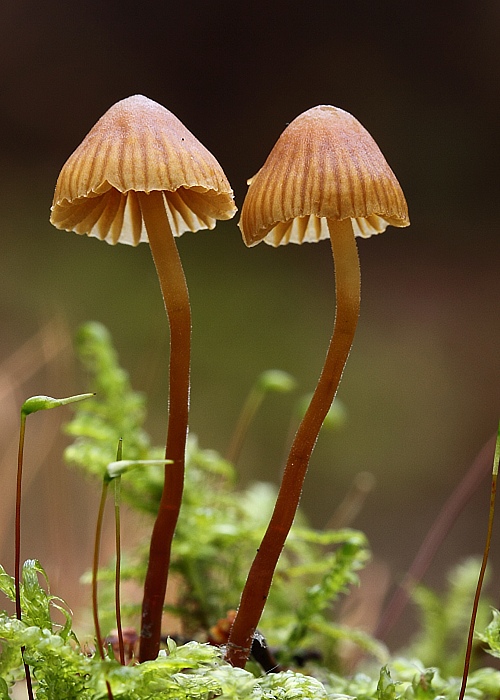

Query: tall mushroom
226 105 409 667
50 95 236 661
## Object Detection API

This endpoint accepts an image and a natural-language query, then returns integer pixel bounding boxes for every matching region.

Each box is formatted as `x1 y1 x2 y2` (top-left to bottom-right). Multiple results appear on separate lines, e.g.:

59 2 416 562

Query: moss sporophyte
16 393 94 699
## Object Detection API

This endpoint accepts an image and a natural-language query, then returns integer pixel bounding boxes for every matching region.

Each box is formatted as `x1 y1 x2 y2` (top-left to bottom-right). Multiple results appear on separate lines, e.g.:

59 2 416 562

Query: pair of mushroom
50 95 409 666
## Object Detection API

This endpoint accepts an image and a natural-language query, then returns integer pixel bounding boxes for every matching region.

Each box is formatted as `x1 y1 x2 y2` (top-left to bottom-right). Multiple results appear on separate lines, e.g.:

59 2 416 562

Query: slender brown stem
458 424 500 700
376 433 497 641
92 481 109 660
459 471 498 700
137 191 191 662
114 477 125 665
15 395 92 697
226 386 265 465
15 414 26 623
225 218 361 667
93 481 115 699
15 413 35 700
113 439 125 666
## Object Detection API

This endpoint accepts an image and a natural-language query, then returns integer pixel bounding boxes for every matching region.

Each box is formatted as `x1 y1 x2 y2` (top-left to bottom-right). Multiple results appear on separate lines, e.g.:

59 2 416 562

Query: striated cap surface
50 95 237 245
239 105 409 247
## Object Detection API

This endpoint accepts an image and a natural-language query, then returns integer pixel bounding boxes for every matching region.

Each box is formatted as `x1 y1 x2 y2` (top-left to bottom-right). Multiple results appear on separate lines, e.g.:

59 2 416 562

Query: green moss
1 323 498 699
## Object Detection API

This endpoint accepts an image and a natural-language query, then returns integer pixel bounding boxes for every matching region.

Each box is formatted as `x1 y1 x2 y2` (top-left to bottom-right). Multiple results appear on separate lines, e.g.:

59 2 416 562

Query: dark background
0 0 498 647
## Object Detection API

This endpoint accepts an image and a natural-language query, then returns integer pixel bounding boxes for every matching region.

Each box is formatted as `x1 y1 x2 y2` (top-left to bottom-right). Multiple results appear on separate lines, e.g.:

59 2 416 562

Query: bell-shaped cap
50 95 237 245
239 105 409 247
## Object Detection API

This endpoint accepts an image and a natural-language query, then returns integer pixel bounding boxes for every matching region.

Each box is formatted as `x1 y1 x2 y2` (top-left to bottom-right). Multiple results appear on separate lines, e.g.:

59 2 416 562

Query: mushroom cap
239 105 409 247
50 95 237 245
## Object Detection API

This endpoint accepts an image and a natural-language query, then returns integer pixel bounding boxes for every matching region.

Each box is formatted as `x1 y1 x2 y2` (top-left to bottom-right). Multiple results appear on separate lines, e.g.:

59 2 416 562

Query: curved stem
459 423 500 700
225 218 360 667
15 414 26 623
138 191 192 662
15 394 92 697
15 414 34 700
92 481 109 660
114 477 125 665
376 433 497 641
226 385 265 465
92 481 115 700
458 475 496 700
113 439 125 665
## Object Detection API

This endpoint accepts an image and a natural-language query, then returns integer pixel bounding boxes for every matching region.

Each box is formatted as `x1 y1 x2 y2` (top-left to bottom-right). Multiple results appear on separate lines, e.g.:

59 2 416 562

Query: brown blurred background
0 0 498 648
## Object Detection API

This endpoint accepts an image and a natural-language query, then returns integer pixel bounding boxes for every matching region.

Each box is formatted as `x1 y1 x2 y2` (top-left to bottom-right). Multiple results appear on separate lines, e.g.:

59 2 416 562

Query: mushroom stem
226 217 360 667
137 191 192 662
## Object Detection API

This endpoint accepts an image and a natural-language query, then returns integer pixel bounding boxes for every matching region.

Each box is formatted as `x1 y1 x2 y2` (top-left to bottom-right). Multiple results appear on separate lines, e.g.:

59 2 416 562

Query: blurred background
0 0 498 650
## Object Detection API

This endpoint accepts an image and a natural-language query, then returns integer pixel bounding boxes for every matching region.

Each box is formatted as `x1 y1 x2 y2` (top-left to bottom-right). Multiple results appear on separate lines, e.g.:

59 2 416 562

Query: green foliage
64 322 155 509
0 563 348 698
0 560 71 638
64 321 374 667
477 608 500 659
284 530 368 650
2 322 499 698
405 558 491 676
322 659 500 700
170 458 373 658
0 561 97 697
0 571 337 699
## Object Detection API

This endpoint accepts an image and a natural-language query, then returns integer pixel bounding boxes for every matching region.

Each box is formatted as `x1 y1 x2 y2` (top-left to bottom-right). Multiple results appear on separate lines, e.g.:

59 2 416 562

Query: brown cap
50 95 237 245
239 105 409 247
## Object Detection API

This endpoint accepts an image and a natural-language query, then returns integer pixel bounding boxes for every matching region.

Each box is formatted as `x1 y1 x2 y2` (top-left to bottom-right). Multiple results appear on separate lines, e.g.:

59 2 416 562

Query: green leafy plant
65 323 375 664
15 392 94 698
405 558 491 676
1 323 499 698
0 562 335 699
0 326 374 696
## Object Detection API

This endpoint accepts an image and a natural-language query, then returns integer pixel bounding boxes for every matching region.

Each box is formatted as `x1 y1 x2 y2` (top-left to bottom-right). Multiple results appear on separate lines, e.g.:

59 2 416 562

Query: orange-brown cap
50 95 237 245
239 105 409 247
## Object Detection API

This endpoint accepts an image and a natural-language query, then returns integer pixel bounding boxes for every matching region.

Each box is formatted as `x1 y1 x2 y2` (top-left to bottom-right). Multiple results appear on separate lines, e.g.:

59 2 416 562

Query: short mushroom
226 105 409 667
50 95 236 662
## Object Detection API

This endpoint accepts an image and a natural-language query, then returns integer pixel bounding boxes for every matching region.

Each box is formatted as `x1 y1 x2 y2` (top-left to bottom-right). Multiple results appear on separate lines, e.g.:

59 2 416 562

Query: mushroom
226 105 409 667
50 95 236 662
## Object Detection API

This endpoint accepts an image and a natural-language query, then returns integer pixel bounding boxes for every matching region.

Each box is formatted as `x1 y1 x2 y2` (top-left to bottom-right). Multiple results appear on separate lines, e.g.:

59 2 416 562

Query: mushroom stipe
226 105 409 667
50 95 236 662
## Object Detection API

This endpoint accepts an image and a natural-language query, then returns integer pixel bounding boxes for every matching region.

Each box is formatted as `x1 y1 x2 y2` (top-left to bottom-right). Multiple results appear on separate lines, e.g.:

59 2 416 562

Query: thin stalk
376 432 497 641
15 414 26 623
138 191 192 662
226 386 265 465
458 422 500 700
15 394 93 699
93 479 114 700
227 370 296 465
113 439 125 666
225 218 360 667
113 476 125 665
92 480 109 660
327 471 376 530
15 413 34 700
